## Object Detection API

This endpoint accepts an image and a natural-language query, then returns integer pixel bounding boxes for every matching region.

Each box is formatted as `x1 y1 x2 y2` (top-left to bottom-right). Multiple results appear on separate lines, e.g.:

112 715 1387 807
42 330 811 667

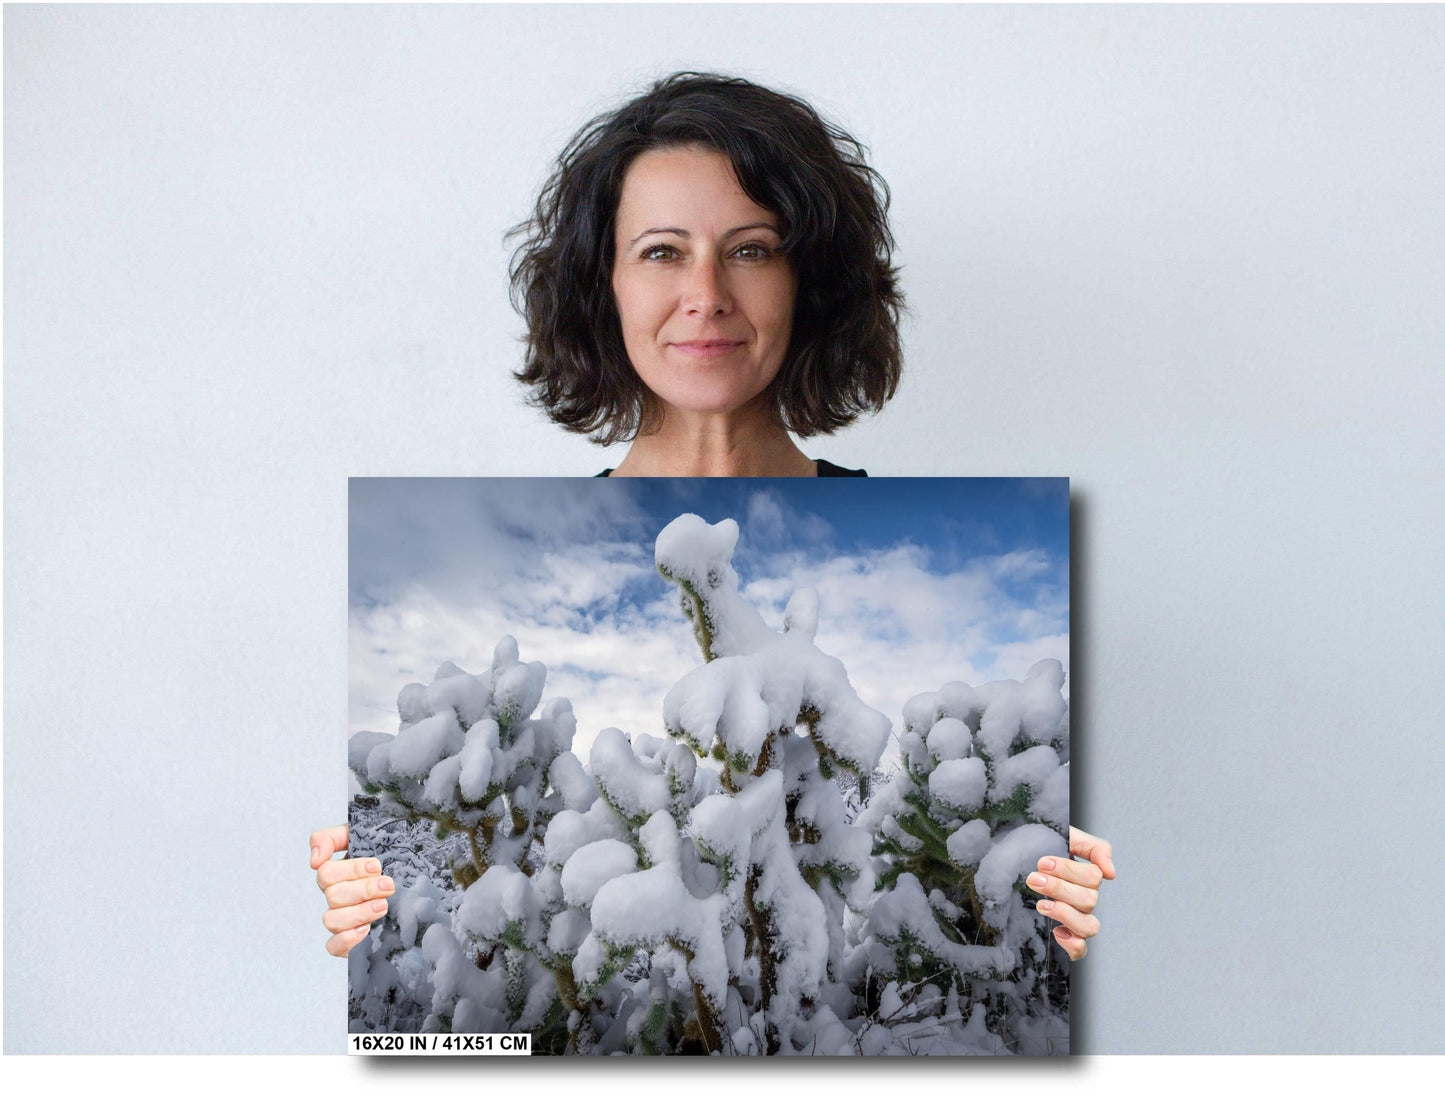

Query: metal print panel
347 477 1071 1055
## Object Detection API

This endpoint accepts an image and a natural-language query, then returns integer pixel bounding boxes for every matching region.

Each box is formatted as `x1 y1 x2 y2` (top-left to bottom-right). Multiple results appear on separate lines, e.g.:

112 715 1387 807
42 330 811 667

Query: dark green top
596 459 866 478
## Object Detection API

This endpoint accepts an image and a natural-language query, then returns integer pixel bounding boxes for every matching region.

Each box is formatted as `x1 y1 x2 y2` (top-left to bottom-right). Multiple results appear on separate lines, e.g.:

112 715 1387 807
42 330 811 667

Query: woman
509 71 900 478
313 72 1114 961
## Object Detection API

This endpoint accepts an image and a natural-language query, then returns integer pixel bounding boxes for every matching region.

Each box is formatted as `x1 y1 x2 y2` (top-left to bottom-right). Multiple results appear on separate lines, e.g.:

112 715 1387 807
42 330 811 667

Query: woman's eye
733 243 774 260
641 244 678 262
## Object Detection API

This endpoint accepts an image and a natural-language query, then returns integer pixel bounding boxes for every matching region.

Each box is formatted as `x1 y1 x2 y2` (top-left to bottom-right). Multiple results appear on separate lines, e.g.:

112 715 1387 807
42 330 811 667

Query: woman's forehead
614 146 778 234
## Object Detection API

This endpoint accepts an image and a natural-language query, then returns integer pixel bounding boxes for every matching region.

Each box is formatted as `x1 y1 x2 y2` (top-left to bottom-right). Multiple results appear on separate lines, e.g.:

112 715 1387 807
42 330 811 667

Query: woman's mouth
670 339 745 357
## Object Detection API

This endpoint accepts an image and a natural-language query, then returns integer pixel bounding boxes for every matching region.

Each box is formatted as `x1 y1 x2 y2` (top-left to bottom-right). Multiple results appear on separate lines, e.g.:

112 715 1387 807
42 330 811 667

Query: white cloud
349 478 652 603
349 580 701 762
738 541 1069 736
745 490 788 543
743 488 834 551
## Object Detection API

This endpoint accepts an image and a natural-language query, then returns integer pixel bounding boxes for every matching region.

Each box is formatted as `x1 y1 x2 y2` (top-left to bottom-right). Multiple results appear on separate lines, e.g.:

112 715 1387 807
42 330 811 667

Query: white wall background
6 4 1443 1053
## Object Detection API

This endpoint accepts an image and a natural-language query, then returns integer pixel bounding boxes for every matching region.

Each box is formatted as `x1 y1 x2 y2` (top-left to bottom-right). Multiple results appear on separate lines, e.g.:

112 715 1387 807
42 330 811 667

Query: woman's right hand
310 824 395 957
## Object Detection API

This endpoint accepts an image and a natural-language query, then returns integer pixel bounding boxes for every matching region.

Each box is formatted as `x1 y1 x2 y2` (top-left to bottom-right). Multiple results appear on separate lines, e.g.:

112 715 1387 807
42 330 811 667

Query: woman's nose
682 258 732 317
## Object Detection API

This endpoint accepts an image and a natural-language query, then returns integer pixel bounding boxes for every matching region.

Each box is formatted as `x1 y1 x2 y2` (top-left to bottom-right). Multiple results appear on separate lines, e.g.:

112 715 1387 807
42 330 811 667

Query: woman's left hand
1027 827 1116 961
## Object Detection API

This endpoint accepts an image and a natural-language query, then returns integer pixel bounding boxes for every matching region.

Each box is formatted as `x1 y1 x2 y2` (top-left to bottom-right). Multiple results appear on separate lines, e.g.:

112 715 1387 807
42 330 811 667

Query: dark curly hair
509 72 904 446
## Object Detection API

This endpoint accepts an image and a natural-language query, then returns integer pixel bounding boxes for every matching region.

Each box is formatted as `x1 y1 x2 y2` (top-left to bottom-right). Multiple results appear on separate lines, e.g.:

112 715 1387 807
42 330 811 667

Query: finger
310 825 350 870
317 856 383 891
323 897 390 935
327 923 373 958
324 875 396 909
1036 854 1103 890
1068 827 1116 879
1026 869 1097 914
1053 925 1087 962
1033 897 1100 940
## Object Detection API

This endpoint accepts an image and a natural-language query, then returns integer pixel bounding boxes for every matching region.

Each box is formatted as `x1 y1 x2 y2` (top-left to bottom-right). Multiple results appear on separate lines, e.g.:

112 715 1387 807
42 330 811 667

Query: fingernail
1055 925 1071 938
1037 899 1054 911
366 860 381 874
1028 873 1047 889
1038 858 1056 871
379 877 395 893
371 900 388 914
311 847 320 863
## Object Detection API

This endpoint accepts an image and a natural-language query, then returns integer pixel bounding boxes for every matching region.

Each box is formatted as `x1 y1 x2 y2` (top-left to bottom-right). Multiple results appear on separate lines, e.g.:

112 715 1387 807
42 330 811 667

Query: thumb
309 824 349 869
1069 826 1116 879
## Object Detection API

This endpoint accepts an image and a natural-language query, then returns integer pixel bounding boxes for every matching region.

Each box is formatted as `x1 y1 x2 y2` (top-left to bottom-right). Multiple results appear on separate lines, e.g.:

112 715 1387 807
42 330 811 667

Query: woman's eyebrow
626 222 780 249
627 226 688 248
724 222 781 239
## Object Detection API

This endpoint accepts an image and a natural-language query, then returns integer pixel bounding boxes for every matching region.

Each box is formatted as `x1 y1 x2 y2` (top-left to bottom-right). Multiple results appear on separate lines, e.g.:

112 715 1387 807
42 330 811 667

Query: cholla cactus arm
589 729 694 832
536 727 734 1053
654 515 774 660
570 824 730 1052
973 824 1069 926
688 793 752 918
421 921 508 1033
866 873 1012 977
745 808 829 1052
655 514 889 787
782 734 874 903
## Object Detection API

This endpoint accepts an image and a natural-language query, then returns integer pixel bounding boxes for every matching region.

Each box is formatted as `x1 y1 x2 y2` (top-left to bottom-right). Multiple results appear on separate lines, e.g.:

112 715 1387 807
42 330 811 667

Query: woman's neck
611 404 817 478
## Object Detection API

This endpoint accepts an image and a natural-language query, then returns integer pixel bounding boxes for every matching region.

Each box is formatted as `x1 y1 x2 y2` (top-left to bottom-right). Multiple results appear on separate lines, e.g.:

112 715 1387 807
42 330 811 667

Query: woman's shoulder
813 459 867 477
597 461 866 478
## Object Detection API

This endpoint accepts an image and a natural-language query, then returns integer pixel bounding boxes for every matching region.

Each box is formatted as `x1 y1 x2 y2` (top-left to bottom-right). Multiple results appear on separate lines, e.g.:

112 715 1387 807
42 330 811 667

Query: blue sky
613 475 1068 577
349 477 1069 768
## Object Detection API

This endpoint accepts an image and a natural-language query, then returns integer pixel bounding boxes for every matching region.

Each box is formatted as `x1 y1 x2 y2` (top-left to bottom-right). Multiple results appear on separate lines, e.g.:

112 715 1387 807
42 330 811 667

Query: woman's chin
650 383 775 424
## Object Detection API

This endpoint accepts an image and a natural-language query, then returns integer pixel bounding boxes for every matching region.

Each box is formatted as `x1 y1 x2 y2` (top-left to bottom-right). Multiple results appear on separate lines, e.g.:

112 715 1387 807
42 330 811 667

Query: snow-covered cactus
349 636 574 888
656 514 891 793
652 513 889 1052
526 728 730 1053
350 513 1072 1055
855 661 1071 1051
348 636 585 1048
346 803 453 1032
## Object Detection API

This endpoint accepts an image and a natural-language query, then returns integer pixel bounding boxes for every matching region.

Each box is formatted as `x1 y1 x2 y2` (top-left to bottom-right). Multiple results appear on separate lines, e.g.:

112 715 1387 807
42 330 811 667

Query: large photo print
348 477 1071 1055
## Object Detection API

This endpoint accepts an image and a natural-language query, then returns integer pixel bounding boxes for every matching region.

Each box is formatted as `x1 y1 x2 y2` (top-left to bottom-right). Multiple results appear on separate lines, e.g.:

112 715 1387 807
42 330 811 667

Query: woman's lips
669 340 745 357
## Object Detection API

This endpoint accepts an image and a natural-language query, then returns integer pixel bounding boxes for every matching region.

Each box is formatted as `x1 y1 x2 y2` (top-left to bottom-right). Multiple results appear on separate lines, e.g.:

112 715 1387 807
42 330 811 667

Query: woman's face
611 146 797 422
